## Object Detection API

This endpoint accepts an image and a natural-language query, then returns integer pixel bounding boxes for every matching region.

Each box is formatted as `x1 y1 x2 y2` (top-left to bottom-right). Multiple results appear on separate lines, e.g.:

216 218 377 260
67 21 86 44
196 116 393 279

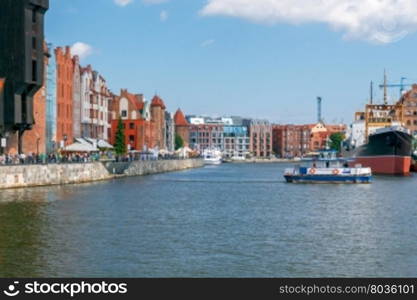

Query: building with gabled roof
110 90 168 151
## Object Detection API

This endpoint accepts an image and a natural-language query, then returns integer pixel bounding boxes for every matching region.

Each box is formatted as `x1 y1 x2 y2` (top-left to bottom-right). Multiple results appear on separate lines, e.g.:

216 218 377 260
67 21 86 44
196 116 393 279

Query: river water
0 163 416 277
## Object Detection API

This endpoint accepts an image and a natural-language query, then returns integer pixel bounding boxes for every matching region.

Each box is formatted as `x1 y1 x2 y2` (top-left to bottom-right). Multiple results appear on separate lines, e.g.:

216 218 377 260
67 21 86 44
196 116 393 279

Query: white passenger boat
284 150 372 184
202 149 222 165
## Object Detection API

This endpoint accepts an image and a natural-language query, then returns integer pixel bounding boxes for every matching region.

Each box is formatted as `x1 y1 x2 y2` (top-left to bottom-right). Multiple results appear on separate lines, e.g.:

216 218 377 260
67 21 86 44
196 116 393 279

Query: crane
379 73 412 102
317 97 322 123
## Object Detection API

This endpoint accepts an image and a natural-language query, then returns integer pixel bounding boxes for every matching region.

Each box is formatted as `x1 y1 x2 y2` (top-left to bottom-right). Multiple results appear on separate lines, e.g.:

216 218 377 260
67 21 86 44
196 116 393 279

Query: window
32 60 37 81
32 9 37 23
129 123 135 129
32 37 36 49
129 135 135 142
121 110 127 118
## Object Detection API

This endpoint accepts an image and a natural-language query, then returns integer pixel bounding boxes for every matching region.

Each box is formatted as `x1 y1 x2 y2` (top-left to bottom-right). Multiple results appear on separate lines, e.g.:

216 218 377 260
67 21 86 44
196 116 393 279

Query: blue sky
46 0 417 124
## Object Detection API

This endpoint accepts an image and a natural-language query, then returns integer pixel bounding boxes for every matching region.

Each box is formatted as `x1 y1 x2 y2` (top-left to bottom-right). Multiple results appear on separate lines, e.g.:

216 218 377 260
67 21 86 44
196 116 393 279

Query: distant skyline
46 0 417 124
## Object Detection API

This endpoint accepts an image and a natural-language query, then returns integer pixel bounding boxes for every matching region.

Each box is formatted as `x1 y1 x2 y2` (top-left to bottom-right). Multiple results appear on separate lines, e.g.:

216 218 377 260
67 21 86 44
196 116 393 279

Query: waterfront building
22 81 47 155
55 46 74 148
309 122 346 152
165 111 175 152
80 66 112 141
188 123 224 151
21 43 49 155
187 116 250 157
308 123 330 152
272 125 311 158
397 84 417 136
223 126 250 158
272 122 346 157
243 119 272 158
72 55 82 139
110 89 158 151
0 0 49 153
174 109 189 147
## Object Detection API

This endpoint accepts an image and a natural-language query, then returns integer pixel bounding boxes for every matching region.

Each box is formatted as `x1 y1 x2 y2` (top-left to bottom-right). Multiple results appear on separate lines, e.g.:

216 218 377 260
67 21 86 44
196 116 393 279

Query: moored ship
353 126 412 175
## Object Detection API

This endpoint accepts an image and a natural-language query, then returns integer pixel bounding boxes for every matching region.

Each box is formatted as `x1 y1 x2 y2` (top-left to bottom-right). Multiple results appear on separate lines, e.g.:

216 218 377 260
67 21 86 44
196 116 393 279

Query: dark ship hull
352 128 412 175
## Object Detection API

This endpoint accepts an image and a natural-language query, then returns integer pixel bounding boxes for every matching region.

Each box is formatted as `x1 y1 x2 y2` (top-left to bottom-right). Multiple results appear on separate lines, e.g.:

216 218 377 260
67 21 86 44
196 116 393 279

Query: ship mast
370 81 373 105
383 69 388 105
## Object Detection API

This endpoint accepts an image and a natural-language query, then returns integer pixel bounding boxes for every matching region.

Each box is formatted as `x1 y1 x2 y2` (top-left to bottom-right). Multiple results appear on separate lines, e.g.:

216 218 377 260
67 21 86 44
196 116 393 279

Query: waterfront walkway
0 152 196 166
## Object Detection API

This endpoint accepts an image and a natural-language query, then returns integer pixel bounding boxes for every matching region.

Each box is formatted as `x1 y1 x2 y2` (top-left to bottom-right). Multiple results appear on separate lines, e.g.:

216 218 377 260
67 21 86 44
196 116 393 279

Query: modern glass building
223 126 250 158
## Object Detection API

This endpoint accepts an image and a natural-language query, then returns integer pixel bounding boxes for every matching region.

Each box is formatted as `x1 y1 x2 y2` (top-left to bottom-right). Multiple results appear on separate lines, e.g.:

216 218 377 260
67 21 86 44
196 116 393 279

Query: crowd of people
0 152 101 165
0 151 193 165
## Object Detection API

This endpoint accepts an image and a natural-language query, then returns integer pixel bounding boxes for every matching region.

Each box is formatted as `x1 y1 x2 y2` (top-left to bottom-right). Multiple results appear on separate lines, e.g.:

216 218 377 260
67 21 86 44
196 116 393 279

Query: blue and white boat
284 150 372 184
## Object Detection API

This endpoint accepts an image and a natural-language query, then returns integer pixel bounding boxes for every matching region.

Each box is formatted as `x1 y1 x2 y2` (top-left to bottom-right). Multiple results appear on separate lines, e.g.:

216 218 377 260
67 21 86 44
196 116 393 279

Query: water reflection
0 188 49 277
0 165 416 277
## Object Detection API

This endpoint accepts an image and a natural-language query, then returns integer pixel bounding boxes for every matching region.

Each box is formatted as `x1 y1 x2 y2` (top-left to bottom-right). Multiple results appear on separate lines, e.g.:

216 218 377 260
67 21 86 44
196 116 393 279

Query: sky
46 0 417 124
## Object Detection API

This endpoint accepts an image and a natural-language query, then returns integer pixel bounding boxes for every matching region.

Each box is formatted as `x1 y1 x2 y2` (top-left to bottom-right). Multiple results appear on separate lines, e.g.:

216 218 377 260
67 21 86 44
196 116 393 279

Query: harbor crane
317 97 322 123
379 74 412 102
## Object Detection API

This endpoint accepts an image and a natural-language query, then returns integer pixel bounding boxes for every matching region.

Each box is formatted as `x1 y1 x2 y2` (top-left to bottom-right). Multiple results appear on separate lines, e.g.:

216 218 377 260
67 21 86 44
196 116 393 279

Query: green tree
328 132 345 152
114 117 126 155
175 133 184 150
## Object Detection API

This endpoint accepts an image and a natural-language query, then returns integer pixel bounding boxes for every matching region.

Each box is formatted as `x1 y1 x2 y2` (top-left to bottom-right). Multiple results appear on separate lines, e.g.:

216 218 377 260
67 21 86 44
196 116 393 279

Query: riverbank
224 158 299 164
0 159 204 189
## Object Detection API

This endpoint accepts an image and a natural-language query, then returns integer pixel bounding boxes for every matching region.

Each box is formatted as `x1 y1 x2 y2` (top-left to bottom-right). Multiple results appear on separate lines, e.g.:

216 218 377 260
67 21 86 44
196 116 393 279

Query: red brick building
21 43 49 155
243 119 272 158
188 123 224 151
272 124 311 158
55 46 74 147
110 90 167 151
309 123 346 152
22 79 46 154
273 122 346 158
150 95 166 149
174 109 189 147
5 44 48 155
398 84 417 135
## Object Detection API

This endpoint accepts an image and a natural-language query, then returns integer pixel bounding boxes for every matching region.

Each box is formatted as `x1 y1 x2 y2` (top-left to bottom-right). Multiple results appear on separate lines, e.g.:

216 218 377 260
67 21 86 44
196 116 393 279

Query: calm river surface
0 163 417 277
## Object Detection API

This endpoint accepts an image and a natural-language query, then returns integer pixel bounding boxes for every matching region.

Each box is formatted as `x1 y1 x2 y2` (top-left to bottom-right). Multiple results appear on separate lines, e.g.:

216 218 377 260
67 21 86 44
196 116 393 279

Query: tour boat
202 149 222 165
284 150 372 184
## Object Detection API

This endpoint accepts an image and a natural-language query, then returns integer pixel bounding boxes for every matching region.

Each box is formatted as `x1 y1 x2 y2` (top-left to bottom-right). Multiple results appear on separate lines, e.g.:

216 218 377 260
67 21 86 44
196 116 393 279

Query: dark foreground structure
0 0 49 153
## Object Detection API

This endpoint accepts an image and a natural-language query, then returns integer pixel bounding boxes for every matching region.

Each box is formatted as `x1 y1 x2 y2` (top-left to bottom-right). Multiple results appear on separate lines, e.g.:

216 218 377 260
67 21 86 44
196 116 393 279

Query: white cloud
114 0 133 7
200 0 417 44
201 39 215 47
71 42 93 60
160 10 168 22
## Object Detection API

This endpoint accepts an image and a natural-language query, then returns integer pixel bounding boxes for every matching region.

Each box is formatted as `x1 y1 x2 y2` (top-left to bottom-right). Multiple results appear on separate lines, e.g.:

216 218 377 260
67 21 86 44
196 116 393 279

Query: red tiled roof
120 89 144 111
151 95 166 109
174 109 188 126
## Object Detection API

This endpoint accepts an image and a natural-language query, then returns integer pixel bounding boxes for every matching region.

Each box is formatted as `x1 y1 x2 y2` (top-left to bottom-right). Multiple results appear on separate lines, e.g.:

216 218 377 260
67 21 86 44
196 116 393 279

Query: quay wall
0 163 112 189
123 159 204 176
0 159 204 189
